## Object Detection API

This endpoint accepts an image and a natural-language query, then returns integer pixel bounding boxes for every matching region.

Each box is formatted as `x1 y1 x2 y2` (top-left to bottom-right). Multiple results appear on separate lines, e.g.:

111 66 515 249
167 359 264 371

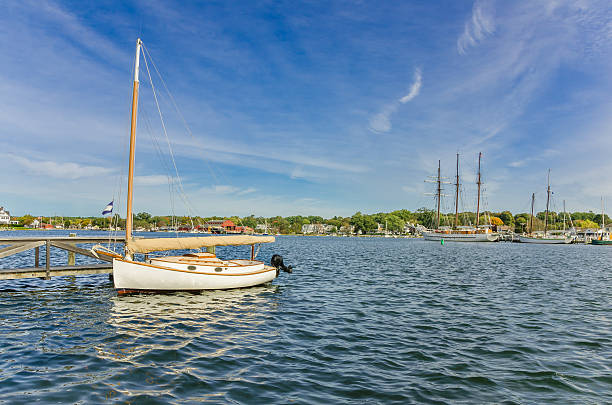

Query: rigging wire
141 44 246 228
141 44 226 188
141 48 197 226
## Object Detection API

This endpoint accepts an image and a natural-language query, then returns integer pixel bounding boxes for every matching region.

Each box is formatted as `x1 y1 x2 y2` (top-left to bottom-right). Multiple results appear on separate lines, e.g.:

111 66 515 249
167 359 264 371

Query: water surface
1 231 611 403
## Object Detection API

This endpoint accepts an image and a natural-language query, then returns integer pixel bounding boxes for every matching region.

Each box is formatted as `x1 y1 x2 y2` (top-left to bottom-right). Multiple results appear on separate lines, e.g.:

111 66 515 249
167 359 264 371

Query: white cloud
399 68 422 103
196 185 256 196
368 105 396 133
237 187 256 195
134 175 174 186
457 0 496 55
4 154 114 180
369 68 423 133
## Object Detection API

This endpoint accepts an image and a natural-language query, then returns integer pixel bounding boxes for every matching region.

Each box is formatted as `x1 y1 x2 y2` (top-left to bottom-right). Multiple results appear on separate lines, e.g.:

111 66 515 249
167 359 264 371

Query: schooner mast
454 153 460 228
424 160 449 229
529 192 535 234
544 169 551 236
436 160 442 229
475 152 482 228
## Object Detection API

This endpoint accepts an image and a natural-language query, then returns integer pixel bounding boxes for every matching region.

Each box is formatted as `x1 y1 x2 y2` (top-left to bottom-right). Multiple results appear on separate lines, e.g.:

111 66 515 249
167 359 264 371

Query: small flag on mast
102 201 114 215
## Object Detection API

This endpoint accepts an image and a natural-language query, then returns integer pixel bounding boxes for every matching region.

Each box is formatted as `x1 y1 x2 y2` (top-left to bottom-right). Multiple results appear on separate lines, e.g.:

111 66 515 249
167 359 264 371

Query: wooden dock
0 236 125 280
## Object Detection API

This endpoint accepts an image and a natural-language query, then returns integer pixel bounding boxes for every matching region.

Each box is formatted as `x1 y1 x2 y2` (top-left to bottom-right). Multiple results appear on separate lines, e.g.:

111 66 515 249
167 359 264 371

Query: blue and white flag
102 201 114 215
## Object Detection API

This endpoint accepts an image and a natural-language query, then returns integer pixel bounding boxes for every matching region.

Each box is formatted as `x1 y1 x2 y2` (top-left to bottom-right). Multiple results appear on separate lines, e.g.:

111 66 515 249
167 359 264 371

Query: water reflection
100 286 281 363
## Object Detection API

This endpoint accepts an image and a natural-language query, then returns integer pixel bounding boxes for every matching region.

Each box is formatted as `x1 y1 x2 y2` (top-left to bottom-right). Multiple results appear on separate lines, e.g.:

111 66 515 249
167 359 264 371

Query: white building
302 223 334 234
0 207 10 225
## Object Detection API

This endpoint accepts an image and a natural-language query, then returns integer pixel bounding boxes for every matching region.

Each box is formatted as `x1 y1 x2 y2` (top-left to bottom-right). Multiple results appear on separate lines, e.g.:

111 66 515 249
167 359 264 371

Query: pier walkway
0 236 124 280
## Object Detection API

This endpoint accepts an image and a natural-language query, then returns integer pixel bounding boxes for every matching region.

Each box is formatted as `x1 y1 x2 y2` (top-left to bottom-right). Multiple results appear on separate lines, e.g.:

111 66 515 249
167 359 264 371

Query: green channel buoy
441 239 444 245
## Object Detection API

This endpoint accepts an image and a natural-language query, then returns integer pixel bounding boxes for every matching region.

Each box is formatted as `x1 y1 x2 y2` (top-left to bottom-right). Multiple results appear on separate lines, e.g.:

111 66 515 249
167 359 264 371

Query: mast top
134 38 142 83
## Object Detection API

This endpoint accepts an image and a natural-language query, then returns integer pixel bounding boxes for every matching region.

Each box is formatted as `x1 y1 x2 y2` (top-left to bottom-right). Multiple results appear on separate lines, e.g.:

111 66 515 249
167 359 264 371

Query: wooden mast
475 152 482 228
454 153 460 228
544 169 550 236
436 160 441 229
529 192 535 234
125 38 142 247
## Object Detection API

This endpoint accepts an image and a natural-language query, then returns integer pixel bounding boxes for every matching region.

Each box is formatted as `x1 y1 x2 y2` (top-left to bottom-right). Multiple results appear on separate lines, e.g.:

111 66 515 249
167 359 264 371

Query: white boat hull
113 258 277 291
422 231 499 242
518 235 573 244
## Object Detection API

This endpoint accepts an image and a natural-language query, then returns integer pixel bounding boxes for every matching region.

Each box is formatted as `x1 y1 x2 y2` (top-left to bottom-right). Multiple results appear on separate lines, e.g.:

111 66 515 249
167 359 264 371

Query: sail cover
126 235 275 254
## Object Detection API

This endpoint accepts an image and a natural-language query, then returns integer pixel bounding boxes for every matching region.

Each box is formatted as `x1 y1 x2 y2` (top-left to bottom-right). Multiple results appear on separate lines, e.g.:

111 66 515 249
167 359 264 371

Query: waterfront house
0 207 10 225
203 219 236 233
236 226 254 234
302 223 334 234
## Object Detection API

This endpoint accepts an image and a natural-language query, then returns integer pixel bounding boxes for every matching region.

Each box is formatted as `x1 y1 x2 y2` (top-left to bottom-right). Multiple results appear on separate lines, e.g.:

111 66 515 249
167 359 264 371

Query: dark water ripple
1 231 611 403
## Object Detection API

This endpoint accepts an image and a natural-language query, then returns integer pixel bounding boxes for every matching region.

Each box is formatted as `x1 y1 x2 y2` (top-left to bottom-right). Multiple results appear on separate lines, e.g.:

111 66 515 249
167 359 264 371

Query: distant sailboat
591 197 612 245
422 153 499 242
518 170 573 244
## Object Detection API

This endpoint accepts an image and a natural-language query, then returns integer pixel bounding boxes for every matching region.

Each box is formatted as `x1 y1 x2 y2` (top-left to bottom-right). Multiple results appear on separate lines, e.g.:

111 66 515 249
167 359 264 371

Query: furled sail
126 235 275 254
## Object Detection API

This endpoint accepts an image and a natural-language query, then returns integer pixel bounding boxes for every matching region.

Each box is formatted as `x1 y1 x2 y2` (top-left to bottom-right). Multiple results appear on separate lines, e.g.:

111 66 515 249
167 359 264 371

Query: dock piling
45 240 50 280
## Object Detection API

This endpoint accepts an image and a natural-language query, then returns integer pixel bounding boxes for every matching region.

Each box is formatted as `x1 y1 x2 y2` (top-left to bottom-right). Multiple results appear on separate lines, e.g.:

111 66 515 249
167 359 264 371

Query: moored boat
423 228 499 242
590 197 611 245
93 39 291 292
518 170 574 244
591 239 612 245
518 234 573 244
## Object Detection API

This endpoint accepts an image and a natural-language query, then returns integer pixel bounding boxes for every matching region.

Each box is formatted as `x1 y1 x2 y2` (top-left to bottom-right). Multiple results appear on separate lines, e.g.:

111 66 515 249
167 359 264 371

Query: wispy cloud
399 69 423 103
134 175 174 186
369 68 422 133
508 149 559 168
457 0 496 55
197 185 256 196
3 154 114 180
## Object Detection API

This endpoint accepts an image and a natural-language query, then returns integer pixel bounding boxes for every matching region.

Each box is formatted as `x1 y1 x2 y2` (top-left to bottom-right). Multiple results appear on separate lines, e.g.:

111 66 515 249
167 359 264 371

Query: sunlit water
1 230 611 403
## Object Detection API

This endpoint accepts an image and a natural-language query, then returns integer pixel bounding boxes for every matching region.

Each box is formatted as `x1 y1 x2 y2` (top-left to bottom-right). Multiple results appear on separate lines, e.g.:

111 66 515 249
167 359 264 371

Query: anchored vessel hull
590 239 612 245
423 231 499 242
518 235 573 244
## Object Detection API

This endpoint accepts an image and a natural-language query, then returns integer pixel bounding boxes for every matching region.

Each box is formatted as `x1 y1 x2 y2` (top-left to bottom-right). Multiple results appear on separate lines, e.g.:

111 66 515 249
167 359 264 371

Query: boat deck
151 253 260 267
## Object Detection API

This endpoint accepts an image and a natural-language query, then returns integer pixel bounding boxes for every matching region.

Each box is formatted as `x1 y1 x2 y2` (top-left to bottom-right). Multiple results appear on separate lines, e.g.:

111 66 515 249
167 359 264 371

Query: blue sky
1 0 612 217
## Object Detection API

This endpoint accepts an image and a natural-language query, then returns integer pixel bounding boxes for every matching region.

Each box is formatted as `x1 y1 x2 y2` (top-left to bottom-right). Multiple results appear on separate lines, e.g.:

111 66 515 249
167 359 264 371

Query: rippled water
1 230 611 403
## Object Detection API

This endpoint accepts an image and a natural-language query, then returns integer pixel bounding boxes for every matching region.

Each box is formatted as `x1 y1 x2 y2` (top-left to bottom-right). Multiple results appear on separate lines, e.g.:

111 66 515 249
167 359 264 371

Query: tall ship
518 170 574 244
422 153 499 242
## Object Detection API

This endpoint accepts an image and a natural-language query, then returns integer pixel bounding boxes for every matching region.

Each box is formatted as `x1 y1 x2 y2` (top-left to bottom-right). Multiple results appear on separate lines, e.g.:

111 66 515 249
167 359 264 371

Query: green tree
135 212 152 223
415 208 435 227
385 214 405 233
498 211 514 227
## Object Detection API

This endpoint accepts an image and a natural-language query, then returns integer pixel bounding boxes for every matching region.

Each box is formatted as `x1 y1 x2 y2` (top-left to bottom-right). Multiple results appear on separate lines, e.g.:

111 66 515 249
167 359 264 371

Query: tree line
5 209 610 234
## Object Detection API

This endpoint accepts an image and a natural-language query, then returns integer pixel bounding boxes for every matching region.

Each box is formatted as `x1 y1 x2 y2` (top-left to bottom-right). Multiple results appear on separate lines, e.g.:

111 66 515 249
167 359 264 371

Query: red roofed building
236 226 254 234
203 220 236 233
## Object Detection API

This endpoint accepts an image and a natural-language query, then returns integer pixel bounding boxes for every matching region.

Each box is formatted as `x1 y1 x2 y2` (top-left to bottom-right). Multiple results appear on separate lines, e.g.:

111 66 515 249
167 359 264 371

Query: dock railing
0 235 125 280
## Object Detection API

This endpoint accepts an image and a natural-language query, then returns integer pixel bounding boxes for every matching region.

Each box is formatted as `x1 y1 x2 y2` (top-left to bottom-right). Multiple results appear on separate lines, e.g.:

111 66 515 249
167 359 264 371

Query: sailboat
93 39 284 292
518 170 573 244
422 153 499 242
591 197 612 245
